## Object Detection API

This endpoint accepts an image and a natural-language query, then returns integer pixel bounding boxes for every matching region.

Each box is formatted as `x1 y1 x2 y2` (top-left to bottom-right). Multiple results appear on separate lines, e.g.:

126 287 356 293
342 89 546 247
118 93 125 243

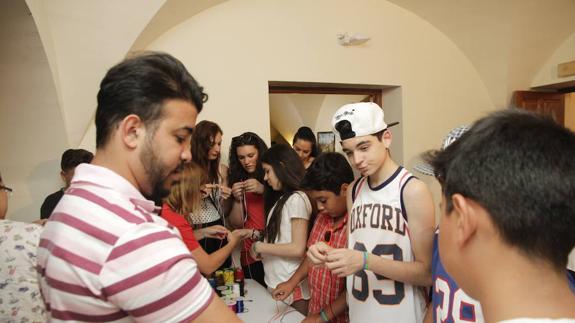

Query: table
235 279 305 322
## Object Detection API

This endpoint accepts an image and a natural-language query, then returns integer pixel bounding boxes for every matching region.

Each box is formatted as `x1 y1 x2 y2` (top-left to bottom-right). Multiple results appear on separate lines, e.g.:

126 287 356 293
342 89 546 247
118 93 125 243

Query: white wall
147 0 493 174
532 31 575 88
0 0 67 222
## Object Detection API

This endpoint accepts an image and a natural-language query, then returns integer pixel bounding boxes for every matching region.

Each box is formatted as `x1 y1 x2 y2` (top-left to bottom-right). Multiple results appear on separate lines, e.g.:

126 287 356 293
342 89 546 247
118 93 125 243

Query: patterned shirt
0 220 46 322
307 213 348 323
37 164 213 322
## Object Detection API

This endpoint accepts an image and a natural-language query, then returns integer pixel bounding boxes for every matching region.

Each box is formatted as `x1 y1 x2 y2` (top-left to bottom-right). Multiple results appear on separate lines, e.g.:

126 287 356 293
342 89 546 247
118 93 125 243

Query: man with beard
37 52 240 322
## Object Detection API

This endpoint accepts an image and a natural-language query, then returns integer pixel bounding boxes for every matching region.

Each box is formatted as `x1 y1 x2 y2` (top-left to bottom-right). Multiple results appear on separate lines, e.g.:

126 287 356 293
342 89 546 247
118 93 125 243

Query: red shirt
240 192 265 266
307 213 349 323
161 203 200 252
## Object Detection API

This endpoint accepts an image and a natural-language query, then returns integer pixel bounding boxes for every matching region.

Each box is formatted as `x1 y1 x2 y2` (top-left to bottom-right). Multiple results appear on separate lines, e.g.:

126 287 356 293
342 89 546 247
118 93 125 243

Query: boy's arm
303 288 348 322
326 178 435 286
271 257 311 300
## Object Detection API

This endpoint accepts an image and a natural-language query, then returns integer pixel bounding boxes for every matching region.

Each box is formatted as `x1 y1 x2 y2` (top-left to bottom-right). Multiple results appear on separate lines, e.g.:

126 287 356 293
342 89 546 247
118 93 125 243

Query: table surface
235 279 305 323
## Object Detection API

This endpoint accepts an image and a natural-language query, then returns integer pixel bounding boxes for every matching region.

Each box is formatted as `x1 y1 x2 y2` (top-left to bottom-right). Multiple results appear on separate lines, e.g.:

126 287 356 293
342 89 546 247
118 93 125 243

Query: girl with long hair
292 126 319 170
190 120 233 268
162 162 241 275
227 132 268 287
249 144 312 314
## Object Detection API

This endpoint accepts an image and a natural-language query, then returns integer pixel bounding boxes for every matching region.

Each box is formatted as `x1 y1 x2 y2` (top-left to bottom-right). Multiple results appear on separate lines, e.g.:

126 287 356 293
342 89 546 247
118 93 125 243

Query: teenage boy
272 152 354 323
309 102 435 322
40 148 93 219
415 126 485 323
424 109 575 322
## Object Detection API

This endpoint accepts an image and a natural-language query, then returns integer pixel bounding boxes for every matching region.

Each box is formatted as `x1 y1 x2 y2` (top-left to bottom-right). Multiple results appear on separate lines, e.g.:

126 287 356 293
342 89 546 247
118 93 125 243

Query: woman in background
292 126 319 170
191 120 233 269
162 162 242 275
228 132 268 286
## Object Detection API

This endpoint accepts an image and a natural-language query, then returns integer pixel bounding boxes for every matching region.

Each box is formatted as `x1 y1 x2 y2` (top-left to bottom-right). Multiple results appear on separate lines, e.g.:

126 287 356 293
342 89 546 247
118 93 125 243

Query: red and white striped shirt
37 164 213 322
307 212 348 323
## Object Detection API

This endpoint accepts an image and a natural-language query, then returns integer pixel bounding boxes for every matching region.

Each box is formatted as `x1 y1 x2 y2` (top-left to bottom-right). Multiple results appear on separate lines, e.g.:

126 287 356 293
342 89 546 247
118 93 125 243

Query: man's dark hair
424 109 575 269
61 149 94 171
95 52 208 148
301 152 354 195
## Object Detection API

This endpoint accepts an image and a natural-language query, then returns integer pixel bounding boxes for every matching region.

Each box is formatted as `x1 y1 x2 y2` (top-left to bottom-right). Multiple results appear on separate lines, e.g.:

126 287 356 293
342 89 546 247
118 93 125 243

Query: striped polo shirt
37 164 213 322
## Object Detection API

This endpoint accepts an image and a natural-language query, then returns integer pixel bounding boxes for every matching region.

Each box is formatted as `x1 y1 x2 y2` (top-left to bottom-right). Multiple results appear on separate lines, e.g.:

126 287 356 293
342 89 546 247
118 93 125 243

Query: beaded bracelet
319 309 330 322
363 251 369 270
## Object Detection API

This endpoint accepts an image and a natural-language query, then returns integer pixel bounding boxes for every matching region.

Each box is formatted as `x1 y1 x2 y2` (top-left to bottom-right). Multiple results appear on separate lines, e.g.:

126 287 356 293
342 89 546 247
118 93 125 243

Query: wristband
363 251 369 271
319 309 330 322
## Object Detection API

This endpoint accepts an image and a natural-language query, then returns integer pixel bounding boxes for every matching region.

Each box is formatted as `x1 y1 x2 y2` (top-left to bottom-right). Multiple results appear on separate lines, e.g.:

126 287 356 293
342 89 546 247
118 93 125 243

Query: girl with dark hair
249 144 312 314
190 120 232 268
227 132 269 286
162 162 242 275
292 126 319 169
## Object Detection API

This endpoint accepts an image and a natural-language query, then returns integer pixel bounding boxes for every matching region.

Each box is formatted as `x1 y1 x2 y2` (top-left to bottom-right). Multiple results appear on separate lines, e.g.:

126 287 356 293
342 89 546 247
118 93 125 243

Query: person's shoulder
402 176 431 199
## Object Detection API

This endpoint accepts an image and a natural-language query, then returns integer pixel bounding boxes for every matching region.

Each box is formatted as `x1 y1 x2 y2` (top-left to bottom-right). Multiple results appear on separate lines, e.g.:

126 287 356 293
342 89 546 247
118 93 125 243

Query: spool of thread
208 278 216 290
225 299 237 313
224 269 235 285
232 283 241 298
216 286 227 297
235 278 245 296
235 267 244 281
236 298 244 313
215 270 224 286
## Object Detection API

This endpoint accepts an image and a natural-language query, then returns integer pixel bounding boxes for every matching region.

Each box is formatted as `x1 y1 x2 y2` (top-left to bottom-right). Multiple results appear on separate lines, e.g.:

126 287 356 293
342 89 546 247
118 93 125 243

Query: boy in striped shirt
37 52 240 322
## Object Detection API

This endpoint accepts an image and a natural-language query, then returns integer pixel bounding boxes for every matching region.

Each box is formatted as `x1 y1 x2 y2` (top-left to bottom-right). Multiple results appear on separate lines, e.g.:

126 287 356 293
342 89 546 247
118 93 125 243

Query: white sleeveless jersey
347 167 426 323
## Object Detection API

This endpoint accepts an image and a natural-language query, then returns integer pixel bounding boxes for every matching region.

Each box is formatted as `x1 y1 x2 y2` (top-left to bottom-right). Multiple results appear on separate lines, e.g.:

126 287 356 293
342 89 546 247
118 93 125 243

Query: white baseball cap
331 102 398 141
413 125 469 176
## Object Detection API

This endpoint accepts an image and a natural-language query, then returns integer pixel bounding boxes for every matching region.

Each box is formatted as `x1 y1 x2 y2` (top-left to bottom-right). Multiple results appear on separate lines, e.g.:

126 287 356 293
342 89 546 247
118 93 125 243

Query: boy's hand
325 248 364 277
271 281 296 301
302 313 322 323
307 241 331 265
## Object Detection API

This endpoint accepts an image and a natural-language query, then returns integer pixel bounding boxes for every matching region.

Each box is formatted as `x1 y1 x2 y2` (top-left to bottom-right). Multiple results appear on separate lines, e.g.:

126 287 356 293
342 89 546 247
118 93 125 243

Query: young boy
309 102 435 322
415 126 485 323
425 109 575 322
272 152 354 323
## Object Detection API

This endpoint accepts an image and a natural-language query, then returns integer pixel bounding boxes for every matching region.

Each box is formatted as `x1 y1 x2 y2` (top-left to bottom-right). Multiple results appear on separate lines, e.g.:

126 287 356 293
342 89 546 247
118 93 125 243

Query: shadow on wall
10 159 61 222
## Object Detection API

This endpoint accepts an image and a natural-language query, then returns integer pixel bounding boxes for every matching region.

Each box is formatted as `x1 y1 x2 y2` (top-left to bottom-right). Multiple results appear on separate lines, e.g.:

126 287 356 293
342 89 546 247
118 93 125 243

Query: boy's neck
332 213 346 227
368 155 399 187
478 252 575 322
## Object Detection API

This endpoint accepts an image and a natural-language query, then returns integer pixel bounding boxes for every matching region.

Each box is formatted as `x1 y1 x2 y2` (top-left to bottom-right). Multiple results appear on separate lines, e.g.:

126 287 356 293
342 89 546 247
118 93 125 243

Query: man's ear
451 193 478 247
120 114 145 149
339 183 349 196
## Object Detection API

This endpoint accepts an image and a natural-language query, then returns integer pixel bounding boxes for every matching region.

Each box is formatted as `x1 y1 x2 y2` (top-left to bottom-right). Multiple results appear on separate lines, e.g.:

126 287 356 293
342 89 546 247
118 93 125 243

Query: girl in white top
250 144 312 315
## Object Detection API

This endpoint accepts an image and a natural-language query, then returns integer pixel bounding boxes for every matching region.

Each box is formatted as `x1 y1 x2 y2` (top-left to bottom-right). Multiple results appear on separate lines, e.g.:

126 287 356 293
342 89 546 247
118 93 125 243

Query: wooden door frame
268 81 386 107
